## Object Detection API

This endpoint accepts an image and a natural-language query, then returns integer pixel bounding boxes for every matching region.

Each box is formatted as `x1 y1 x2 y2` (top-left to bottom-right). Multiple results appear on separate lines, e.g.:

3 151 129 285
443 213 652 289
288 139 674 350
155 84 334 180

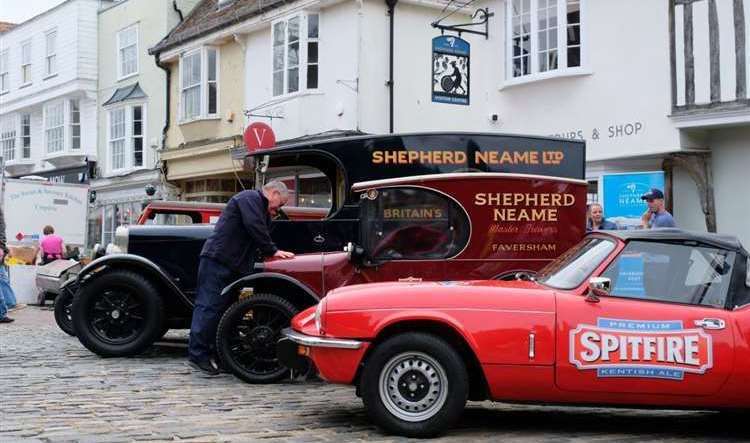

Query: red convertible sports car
281 229 750 437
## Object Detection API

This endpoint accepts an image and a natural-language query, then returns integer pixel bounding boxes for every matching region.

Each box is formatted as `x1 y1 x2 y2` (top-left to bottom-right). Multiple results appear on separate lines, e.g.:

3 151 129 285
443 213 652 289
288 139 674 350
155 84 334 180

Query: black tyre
54 290 76 336
72 270 164 357
216 293 298 383
360 333 468 438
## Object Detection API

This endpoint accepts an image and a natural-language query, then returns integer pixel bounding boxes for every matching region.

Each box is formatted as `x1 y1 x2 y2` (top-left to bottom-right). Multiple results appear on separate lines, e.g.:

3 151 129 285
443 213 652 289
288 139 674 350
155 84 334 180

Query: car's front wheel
216 293 299 383
360 332 468 438
53 290 76 336
72 270 164 357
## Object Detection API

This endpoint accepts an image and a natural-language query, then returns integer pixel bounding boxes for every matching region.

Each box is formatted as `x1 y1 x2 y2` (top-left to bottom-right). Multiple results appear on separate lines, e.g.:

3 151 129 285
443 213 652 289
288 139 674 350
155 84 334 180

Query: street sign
244 122 276 154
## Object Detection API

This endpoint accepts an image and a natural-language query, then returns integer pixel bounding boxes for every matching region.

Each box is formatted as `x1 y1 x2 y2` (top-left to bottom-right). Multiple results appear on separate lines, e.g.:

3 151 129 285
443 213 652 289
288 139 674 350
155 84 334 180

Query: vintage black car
68 132 586 382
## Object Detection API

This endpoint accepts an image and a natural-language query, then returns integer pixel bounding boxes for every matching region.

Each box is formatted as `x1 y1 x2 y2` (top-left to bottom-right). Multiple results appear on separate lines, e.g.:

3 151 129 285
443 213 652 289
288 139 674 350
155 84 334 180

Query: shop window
601 241 734 308
361 187 470 260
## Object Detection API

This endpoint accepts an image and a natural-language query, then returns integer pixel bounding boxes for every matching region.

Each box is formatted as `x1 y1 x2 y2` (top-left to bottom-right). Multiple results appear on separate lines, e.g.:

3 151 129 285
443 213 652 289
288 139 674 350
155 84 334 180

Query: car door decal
569 318 713 380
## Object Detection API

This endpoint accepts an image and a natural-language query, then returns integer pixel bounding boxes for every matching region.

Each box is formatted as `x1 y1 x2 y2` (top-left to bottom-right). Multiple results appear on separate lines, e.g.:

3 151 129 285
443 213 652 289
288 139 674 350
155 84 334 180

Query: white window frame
45 28 58 78
1 115 17 163
108 108 127 171
21 40 32 86
20 113 31 159
117 24 139 80
179 47 219 123
271 12 320 97
107 103 147 173
70 99 81 150
0 50 9 93
503 0 589 89
131 104 144 167
44 101 65 154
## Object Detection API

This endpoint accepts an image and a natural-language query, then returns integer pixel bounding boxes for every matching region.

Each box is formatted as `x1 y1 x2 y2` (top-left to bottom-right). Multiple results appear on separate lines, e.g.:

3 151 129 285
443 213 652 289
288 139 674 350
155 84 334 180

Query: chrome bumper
282 328 364 349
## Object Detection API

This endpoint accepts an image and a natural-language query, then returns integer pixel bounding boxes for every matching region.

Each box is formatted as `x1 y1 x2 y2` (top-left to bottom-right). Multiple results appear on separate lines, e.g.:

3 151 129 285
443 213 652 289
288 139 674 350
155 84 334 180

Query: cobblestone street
0 307 747 442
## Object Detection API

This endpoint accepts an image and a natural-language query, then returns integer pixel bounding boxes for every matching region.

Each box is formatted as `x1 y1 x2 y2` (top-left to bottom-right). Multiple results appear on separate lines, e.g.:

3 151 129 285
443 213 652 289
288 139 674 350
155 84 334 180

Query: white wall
710 126 750 246
243 1 361 141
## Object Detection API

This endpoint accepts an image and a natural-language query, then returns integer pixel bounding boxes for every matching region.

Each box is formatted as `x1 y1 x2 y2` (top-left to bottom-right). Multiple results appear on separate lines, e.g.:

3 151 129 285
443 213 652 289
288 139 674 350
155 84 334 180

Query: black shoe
0 317 14 323
188 358 220 376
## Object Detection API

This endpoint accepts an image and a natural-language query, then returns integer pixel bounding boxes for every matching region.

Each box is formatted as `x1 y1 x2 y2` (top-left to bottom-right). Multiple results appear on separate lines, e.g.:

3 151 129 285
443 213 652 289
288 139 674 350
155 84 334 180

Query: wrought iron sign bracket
431 8 494 39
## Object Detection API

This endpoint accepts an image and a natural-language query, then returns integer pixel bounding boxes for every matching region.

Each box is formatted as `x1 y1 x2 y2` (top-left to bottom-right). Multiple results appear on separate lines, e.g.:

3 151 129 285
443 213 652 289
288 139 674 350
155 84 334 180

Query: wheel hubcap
379 352 448 422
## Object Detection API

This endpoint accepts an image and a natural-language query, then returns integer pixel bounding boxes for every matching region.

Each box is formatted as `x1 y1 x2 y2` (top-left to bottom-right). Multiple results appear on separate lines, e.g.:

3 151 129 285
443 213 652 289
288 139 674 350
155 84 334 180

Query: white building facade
92 0 199 246
148 0 749 245
0 0 98 185
232 0 749 245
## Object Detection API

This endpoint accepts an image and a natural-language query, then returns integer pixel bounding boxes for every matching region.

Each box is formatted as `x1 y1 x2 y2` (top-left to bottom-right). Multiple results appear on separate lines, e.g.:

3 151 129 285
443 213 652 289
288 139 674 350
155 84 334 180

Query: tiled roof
149 0 287 55
0 22 17 34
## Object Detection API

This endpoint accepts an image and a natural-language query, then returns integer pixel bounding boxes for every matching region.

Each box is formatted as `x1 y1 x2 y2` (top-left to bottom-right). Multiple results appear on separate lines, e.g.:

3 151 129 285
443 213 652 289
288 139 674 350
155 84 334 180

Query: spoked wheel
72 270 164 357
360 332 468 438
88 290 146 345
216 293 299 384
54 290 76 336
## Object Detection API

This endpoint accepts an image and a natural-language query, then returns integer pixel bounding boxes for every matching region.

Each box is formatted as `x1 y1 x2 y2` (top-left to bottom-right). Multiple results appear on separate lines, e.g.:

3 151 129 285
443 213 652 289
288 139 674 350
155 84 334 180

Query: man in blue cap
640 188 676 228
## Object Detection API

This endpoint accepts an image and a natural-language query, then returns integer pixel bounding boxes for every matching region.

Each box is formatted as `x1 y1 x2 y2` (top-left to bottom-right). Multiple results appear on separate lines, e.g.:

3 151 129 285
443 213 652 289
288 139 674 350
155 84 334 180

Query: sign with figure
432 36 470 105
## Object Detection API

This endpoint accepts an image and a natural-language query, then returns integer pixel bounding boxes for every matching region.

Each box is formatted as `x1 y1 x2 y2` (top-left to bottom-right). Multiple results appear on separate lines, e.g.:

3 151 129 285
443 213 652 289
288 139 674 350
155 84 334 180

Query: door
557 240 736 397
355 186 471 284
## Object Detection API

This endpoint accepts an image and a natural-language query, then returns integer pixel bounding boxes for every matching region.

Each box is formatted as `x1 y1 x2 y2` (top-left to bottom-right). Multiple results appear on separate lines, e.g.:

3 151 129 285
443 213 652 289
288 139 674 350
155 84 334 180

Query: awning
103 82 147 106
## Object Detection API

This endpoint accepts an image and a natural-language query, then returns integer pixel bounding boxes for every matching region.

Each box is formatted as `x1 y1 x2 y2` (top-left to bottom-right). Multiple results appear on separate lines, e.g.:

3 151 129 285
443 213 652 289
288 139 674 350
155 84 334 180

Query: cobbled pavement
1 307 748 442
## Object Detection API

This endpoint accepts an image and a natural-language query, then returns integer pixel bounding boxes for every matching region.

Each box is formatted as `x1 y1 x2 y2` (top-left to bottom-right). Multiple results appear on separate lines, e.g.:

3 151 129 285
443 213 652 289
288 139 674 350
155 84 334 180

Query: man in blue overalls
188 181 295 375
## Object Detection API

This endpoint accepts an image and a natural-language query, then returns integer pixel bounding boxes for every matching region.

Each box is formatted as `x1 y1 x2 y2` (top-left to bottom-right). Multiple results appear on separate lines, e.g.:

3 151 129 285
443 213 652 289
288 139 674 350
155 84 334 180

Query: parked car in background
282 229 750 437
52 200 225 336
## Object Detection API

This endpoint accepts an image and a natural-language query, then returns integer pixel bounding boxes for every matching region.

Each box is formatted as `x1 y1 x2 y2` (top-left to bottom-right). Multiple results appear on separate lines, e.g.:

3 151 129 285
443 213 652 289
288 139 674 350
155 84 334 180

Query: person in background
0 206 17 323
640 188 676 228
39 225 66 265
586 203 618 231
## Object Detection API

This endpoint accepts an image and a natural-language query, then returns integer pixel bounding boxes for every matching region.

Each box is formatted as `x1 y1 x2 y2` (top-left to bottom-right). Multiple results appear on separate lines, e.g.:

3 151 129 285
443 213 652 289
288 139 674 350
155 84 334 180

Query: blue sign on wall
432 36 470 105
602 171 665 227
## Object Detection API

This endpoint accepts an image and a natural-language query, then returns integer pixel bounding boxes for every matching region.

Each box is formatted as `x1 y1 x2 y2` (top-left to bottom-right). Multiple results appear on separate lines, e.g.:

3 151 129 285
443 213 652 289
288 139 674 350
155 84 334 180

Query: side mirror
746 258 750 287
586 277 611 303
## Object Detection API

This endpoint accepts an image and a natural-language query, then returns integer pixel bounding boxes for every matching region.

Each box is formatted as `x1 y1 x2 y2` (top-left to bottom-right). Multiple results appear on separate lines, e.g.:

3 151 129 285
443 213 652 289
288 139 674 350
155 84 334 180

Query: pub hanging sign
432 36 470 106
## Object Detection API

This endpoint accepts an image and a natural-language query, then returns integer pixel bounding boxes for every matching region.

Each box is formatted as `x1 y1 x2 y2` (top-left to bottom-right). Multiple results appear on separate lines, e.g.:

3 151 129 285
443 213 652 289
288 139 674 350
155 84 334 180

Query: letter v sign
244 122 276 153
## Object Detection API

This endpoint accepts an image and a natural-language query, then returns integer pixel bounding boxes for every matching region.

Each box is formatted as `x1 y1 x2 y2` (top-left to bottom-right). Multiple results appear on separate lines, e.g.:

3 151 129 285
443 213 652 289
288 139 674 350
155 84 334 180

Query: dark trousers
188 257 240 363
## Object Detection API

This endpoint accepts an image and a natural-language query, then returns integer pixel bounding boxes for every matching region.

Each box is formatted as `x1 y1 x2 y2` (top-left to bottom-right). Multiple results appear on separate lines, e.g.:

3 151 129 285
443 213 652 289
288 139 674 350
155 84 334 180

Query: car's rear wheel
54 290 76 336
216 293 298 384
72 270 164 357
360 333 468 438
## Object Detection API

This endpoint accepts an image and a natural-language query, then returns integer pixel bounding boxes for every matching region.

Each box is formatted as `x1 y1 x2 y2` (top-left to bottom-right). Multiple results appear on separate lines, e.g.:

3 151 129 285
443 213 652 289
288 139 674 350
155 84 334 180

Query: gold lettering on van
474 192 576 223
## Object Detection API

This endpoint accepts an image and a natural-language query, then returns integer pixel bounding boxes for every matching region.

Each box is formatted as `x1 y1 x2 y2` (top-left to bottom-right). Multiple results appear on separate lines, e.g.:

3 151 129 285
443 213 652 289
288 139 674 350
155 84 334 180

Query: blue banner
602 172 664 228
432 36 470 105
